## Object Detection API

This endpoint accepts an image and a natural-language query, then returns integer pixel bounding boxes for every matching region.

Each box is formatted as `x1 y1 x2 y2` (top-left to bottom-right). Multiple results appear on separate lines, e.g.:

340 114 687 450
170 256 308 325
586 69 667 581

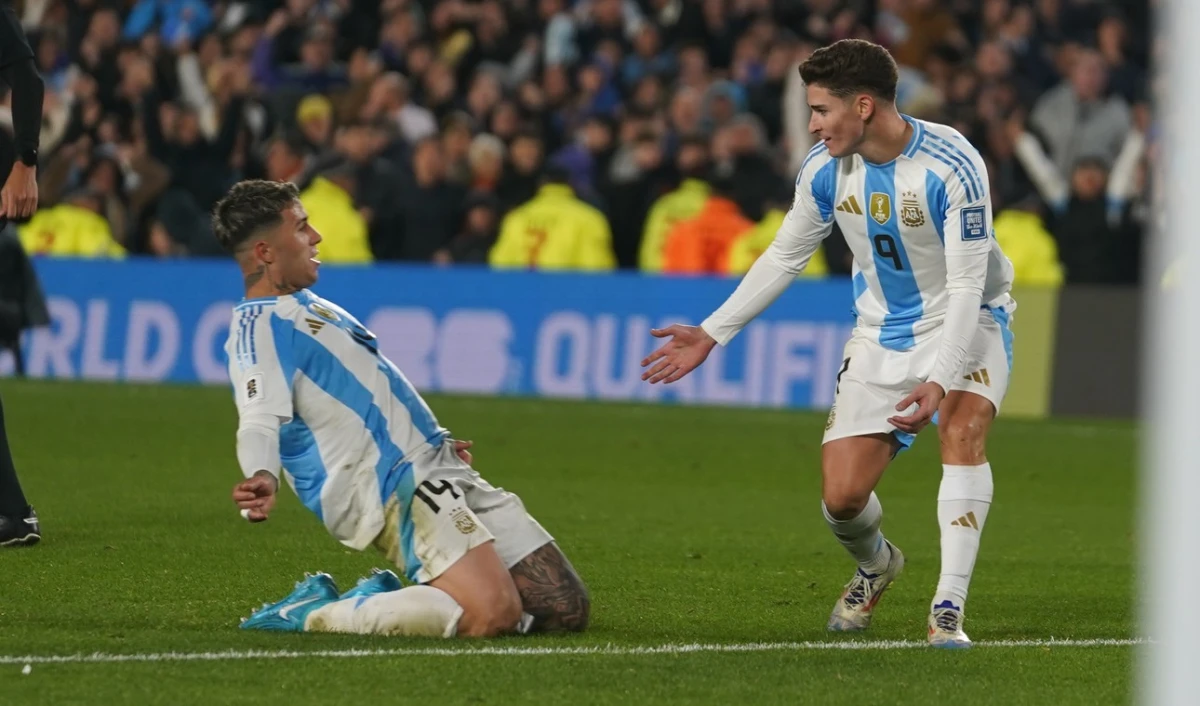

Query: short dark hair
212 180 300 254
798 39 898 103
542 164 572 185
707 167 736 198
677 134 709 152
270 130 311 160
512 126 543 144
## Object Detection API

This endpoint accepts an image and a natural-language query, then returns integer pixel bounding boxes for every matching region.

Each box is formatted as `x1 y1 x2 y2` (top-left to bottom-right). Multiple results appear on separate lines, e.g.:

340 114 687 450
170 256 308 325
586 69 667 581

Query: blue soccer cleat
240 572 339 632
339 568 403 601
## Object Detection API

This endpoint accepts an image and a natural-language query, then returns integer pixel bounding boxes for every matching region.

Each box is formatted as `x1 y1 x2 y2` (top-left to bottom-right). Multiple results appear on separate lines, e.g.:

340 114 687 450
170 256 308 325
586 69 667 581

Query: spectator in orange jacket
662 172 754 275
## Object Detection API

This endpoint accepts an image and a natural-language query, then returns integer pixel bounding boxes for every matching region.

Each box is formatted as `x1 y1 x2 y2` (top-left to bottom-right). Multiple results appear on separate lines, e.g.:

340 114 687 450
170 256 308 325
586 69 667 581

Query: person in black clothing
386 138 466 262
603 130 674 269
1047 156 1142 284
496 129 544 213
0 3 46 547
436 191 502 265
142 86 246 256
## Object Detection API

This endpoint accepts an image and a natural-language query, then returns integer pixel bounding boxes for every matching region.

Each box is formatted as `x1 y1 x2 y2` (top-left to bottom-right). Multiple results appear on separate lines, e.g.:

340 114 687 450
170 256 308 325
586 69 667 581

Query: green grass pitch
0 380 1137 704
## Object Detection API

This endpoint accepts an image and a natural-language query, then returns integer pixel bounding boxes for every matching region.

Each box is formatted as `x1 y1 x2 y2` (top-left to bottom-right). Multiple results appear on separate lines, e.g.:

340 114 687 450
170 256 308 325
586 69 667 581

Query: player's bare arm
509 542 591 632
643 113 832 385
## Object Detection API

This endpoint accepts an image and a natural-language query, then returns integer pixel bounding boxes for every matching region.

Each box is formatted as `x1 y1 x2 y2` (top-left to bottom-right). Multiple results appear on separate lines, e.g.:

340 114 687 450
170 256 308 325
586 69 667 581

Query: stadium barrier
1048 285 1141 418
1 258 1057 417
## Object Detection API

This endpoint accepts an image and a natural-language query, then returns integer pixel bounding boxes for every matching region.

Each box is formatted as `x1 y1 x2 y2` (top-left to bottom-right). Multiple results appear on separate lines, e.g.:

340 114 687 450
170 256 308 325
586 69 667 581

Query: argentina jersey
794 116 1014 351
224 290 449 549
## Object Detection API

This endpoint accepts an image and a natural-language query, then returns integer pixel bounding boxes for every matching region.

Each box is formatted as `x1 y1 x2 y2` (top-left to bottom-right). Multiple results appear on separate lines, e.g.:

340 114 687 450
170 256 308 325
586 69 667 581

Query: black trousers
0 132 29 517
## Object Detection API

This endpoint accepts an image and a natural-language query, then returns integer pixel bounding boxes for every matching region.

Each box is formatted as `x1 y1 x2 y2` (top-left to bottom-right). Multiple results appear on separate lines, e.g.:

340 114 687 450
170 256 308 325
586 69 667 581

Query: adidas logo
836 195 864 215
950 512 980 530
962 368 991 386
305 318 327 335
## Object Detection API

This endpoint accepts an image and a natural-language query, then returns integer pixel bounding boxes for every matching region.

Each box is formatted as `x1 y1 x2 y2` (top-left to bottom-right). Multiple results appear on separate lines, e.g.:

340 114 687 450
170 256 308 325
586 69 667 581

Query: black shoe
0 505 40 547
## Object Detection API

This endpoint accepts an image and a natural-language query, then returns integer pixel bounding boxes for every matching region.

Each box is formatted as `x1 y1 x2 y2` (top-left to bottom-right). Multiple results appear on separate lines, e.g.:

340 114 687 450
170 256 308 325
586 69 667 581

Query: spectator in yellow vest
726 181 830 277
992 199 1065 287
639 137 710 272
298 163 373 264
489 166 615 271
19 189 125 258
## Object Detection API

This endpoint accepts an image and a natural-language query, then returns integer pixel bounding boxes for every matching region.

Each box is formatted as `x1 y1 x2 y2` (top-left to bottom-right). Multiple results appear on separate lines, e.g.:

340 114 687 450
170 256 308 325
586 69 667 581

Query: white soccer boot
826 540 905 632
927 600 972 649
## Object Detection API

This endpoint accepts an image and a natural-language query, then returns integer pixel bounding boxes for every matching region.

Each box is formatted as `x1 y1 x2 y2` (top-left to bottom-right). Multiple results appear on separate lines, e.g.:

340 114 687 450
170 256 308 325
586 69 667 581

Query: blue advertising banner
2 259 857 410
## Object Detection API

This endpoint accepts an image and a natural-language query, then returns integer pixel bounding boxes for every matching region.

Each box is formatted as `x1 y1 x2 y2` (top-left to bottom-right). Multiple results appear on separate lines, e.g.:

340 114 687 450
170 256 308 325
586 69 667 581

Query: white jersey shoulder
224 290 448 549
793 117 1015 350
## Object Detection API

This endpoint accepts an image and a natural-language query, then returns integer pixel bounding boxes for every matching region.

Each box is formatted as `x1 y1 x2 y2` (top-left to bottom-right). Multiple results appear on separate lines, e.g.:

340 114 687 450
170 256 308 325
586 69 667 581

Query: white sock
305 585 464 638
934 463 994 612
823 493 891 576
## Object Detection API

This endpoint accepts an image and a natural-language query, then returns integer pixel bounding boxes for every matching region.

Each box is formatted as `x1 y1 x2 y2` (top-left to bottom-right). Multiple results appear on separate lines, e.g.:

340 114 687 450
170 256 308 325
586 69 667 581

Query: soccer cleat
928 600 972 649
826 541 905 632
0 506 40 547
338 568 403 601
240 572 339 632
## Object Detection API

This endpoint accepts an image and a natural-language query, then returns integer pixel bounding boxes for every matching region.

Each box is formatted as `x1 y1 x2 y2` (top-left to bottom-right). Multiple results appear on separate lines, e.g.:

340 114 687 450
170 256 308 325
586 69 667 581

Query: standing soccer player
0 2 45 547
642 39 1014 648
214 180 589 637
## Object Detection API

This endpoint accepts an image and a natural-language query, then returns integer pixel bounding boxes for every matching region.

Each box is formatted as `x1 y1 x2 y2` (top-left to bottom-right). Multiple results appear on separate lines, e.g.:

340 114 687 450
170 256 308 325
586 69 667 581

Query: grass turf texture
0 380 1136 705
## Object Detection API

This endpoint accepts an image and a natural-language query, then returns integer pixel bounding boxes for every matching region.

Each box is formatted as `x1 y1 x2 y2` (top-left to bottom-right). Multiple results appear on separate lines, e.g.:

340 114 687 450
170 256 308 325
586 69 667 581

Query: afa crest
451 509 478 535
900 190 925 227
869 192 892 225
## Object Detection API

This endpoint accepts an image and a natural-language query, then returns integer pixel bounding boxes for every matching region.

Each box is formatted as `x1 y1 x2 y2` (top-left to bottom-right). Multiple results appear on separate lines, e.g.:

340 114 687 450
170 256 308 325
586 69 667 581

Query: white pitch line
0 638 1147 665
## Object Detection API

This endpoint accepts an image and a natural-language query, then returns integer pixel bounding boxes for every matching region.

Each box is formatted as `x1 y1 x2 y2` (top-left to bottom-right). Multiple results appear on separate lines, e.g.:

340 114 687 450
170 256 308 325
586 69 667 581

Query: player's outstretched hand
641 324 717 384
453 439 473 465
888 382 945 435
232 471 278 523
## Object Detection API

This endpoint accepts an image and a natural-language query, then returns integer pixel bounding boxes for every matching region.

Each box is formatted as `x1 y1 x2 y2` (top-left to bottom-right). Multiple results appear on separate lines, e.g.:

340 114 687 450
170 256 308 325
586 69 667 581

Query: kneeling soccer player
214 179 590 638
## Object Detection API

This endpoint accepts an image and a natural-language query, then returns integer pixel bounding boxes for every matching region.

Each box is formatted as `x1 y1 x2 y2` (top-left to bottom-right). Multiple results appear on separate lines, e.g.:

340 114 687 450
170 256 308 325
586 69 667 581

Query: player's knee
822 488 871 520
938 414 987 460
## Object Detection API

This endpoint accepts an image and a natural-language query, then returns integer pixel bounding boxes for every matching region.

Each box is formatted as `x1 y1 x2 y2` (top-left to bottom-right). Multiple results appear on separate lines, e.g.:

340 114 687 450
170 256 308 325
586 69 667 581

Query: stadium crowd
2 0 1154 285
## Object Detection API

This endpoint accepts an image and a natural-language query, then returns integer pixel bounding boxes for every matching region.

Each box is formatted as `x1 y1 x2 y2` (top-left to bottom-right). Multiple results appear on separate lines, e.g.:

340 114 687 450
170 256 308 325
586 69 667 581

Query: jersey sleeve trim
924 169 948 243
796 146 837 224
918 133 984 203
797 141 829 177
234 305 268 369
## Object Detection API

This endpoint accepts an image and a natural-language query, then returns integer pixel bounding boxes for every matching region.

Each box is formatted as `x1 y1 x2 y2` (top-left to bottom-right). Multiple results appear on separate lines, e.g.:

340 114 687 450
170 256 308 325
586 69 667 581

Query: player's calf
930 391 996 636
820 434 904 631
428 542 527 637
509 542 591 633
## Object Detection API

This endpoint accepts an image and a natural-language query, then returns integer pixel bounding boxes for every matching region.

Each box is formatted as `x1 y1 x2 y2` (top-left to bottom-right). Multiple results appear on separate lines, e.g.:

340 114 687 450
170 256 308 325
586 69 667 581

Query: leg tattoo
509 543 590 633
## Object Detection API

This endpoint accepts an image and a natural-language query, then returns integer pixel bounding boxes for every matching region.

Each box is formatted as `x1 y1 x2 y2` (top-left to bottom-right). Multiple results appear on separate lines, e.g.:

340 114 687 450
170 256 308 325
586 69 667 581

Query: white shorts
822 303 1015 451
371 441 554 584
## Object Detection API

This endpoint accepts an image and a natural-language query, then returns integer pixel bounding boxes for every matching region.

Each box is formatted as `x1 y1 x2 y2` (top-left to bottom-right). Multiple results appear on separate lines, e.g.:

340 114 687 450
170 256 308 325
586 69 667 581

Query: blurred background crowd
3 0 1155 285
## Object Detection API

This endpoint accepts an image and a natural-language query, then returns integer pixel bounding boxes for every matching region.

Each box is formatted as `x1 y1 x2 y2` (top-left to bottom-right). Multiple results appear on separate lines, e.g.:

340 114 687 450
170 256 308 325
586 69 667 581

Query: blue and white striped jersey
785 116 1014 349
225 289 449 548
